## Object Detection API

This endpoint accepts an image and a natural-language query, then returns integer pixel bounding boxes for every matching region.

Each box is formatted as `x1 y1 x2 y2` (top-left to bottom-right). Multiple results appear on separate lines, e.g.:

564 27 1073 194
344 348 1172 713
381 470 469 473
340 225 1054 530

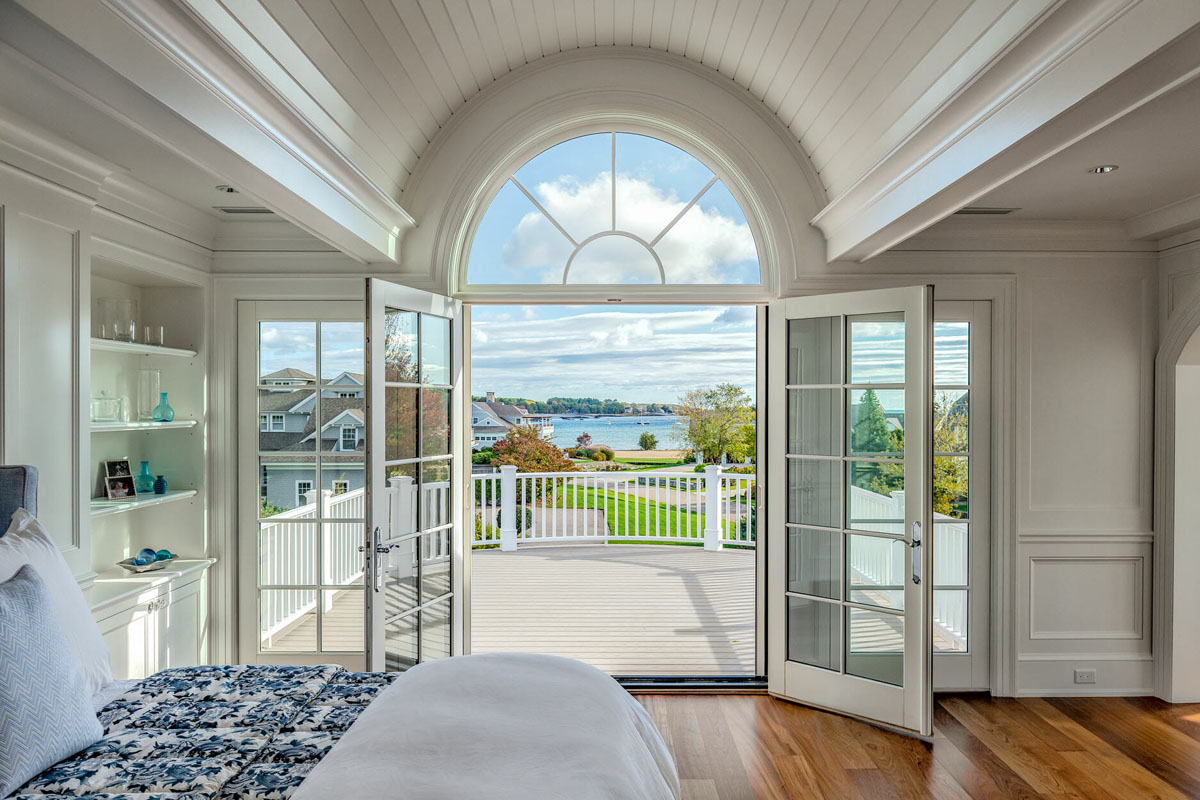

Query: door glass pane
384 310 419 382
421 315 451 386
326 471 365 517
420 531 451 602
383 538 418 615
847 461 904 534
321 589 363 651
421 388 451 456
846 607 904 686
788 389 838 455
846 534 905 611
847 313 904 384
934 457 968 519
934 589 968 653
387 463 419 539
385 387 419 461
320 322 364 382
422 460 452 529
259 590 316 652
259 524 316 585
787 459 839 528
259 322 316 384
787 528 840 599
848 389 904 458
934 322 969 384
933 522 969 586
788 317 841 385
322 523 364 586
421 599 451 660
934 390 968 452
384 612 418 671
259 391 314 453
787 597 839 671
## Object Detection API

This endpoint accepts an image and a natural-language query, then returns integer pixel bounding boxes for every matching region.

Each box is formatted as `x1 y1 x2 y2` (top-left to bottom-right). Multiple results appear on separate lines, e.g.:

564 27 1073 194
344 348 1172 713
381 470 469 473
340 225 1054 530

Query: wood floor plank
637 694 1200 799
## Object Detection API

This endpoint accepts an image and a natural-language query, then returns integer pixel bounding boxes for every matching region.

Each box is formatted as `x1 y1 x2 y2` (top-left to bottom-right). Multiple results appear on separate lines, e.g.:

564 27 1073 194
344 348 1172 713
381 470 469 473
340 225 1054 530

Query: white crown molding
10 0 412 263
0 101 116 198
1127 192 1200 242
97 172 218 250
812 0 1200 262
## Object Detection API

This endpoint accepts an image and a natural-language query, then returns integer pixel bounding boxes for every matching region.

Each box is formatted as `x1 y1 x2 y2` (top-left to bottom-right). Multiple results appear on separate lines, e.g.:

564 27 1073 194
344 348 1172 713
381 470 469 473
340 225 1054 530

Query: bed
0 466 679 800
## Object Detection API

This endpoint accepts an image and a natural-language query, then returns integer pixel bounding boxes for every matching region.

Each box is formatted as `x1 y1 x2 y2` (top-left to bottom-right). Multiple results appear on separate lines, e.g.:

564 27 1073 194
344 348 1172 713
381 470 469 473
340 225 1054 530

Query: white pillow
1 508 113 696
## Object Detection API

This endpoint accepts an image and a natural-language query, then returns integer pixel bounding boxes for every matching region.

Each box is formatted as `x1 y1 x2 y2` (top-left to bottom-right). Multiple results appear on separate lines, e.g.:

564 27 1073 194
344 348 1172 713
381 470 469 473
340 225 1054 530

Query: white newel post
499 465 518 552
389 475 414 536
703 465 723 551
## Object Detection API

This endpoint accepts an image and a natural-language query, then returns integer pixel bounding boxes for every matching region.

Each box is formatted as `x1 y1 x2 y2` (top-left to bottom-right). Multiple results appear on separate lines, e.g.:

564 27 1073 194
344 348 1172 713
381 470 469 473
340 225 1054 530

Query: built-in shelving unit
89 489 199 518
90 338 197 358
88 257 207 580
91 420 198 433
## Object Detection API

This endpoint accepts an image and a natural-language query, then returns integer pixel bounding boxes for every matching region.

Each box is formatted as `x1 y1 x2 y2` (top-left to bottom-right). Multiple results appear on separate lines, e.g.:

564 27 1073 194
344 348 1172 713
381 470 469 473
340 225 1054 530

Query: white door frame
236 300 364 668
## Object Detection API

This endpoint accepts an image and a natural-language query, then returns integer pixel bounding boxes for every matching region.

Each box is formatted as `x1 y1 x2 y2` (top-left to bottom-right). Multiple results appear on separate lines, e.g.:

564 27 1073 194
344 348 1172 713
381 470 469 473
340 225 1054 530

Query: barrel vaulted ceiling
8 0 1200 264
179 0 1056 201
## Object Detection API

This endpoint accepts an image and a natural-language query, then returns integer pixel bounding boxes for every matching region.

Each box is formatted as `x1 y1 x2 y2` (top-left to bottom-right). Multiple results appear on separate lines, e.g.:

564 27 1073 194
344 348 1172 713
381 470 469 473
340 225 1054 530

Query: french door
767 286 934 735
365 279 464 671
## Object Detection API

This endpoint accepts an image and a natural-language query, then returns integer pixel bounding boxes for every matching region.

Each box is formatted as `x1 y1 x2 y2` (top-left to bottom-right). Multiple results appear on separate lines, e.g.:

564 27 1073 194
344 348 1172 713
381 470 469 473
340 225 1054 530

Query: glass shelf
91 420 197 433
90 490 198 518
90 338 197 358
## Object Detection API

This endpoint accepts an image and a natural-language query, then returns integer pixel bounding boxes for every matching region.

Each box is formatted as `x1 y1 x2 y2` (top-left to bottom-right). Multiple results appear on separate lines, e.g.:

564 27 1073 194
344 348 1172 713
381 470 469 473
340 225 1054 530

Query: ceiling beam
8 0 414 264
812 0 1200 263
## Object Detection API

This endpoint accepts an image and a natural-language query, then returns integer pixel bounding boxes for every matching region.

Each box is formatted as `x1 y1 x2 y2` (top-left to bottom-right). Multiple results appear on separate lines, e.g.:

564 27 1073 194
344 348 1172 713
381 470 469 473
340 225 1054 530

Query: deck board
470 544 757 675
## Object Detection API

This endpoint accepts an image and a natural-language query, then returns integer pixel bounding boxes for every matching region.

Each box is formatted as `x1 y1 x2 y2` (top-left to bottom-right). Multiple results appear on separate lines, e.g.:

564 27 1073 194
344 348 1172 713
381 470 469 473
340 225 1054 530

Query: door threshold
618 676 767 694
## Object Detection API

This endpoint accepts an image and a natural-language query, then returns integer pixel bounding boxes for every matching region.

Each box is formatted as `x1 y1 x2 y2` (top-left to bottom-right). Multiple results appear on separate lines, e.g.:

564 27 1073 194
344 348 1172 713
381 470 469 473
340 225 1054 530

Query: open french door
365 279 464 672
767 286 934 736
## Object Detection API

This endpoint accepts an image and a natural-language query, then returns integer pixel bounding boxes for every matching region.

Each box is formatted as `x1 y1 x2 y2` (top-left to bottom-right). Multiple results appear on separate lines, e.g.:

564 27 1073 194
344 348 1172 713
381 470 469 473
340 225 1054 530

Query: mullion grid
933 325 972 653
380 311 457 666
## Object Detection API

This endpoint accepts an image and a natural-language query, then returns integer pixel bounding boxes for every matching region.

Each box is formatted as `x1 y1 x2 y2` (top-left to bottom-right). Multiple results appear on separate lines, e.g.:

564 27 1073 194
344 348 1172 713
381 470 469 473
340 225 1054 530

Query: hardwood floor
636 693 1200 799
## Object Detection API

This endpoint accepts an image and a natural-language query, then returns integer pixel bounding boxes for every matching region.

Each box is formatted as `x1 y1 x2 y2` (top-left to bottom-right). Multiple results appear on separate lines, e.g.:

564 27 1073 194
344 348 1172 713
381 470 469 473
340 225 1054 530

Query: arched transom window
467 133 760 285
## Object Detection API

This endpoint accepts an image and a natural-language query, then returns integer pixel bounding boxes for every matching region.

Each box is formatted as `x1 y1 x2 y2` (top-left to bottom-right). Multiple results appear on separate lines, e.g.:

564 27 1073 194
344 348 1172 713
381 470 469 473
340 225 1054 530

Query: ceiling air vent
953 206 1019 215
214 206 275 215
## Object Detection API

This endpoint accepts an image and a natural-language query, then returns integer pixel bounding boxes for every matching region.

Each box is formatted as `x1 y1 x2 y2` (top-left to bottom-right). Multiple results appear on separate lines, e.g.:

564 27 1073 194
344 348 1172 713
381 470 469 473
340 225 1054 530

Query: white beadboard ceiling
189 0 1056 201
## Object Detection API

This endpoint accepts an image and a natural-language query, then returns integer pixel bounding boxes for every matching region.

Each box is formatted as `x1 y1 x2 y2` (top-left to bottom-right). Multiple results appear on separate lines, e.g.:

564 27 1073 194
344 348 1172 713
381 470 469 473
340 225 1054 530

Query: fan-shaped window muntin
467 132 760 285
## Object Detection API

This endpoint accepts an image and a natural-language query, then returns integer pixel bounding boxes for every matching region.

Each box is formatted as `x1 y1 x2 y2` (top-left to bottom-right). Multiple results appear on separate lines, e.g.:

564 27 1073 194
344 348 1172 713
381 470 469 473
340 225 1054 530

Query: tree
676 383 754 463
850 389 890 455
638 431 658 450
575 432 592 449
491 426 575 473
932 394 969 517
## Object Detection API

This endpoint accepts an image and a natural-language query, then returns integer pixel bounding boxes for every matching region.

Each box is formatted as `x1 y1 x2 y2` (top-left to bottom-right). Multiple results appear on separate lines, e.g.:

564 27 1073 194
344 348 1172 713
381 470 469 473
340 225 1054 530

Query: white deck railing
471 465 756 550
259 487 365 646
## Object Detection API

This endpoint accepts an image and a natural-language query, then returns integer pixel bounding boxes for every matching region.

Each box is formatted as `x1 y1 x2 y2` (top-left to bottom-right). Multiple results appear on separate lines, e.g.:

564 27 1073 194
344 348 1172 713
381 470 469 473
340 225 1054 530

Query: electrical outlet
1074 668 1097 685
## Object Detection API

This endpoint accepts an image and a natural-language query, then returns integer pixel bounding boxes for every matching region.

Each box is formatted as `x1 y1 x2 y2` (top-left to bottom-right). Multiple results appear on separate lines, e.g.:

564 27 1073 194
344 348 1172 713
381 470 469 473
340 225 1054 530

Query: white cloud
471 306 756 403
503 174 757 283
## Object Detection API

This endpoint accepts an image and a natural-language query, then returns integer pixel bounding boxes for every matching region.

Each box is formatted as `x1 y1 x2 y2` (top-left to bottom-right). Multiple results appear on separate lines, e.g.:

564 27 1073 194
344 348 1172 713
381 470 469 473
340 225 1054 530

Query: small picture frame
104 475 136 500
105 459 132 478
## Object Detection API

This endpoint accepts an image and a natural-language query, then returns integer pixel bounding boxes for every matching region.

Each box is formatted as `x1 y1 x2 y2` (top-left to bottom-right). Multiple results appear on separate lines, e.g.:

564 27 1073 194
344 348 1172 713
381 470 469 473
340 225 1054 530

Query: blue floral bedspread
12 664 398 800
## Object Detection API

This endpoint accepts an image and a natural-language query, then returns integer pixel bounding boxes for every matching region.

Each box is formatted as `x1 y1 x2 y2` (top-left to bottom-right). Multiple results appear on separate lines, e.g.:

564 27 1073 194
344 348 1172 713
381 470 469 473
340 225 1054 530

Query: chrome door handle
910 521 922 585
372 526 383 593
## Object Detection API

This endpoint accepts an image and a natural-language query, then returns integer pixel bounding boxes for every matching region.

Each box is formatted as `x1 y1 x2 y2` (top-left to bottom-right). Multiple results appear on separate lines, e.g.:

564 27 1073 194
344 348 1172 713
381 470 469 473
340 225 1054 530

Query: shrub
573 448 589 458
592 450 609 461
638 431 658 450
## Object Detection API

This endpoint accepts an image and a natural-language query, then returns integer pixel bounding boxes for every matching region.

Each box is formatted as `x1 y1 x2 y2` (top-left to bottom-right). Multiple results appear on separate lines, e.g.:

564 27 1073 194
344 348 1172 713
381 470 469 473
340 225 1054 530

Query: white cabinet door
98 600 154 680
156 578 203 669
97 578 206 679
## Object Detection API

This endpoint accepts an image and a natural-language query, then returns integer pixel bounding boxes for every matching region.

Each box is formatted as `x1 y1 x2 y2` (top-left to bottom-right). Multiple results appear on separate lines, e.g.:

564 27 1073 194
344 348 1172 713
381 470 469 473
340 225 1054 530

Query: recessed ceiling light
215 184 239 193
1087 165 1119 174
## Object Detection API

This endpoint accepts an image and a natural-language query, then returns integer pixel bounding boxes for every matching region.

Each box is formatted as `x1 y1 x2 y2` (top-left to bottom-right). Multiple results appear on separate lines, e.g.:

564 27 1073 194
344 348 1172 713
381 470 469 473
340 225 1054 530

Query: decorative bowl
117 557 166 574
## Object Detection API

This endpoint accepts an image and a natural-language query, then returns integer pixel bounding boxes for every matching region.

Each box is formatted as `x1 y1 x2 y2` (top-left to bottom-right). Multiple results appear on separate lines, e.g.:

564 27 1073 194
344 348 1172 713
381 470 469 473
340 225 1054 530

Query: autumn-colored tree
575 432 592 449
491 426 575 473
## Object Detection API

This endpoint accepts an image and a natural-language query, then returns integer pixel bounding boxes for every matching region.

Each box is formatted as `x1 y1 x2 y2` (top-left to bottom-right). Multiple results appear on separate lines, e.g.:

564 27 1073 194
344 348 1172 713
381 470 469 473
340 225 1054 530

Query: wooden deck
470 544 757 676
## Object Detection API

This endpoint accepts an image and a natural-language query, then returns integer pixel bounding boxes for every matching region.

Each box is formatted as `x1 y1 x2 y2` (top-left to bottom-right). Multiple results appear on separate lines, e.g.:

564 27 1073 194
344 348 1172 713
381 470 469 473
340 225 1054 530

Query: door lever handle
910 521 922 585
371 526 383 593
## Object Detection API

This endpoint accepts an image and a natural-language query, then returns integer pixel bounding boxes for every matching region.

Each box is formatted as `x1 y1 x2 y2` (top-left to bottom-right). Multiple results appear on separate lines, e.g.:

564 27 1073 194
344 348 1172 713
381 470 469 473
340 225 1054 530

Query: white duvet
293 653 679 800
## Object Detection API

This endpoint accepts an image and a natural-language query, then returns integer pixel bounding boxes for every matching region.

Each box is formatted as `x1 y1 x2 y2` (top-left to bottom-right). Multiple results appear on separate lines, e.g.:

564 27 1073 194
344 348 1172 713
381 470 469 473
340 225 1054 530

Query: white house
471 392 555 450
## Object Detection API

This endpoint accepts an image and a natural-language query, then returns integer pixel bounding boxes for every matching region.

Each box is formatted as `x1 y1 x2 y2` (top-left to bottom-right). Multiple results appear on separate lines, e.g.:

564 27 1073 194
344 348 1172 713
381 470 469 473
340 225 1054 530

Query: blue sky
468 133 760 284
471 304 757 403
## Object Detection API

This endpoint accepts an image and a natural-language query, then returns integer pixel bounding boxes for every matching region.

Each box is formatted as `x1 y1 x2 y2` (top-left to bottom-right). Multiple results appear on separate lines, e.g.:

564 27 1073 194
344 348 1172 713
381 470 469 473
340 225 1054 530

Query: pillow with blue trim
0 565 103 796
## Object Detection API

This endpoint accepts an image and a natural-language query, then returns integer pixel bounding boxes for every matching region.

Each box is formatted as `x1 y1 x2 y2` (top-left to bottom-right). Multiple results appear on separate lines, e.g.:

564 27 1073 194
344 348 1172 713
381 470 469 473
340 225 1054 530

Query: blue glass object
137 548 157 562
132 557 148 566
152 392 174 422
134 461 154 494
155 549 173 561
154 475 168 495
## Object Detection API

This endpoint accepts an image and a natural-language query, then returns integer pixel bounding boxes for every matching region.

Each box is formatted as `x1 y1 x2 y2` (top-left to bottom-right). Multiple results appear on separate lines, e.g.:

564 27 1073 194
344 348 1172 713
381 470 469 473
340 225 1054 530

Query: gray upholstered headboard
0 465 38 534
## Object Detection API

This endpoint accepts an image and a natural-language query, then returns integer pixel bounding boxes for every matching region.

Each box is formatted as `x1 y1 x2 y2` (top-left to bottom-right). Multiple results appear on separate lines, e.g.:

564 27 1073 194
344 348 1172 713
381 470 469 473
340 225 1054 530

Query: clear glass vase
137 369 161 421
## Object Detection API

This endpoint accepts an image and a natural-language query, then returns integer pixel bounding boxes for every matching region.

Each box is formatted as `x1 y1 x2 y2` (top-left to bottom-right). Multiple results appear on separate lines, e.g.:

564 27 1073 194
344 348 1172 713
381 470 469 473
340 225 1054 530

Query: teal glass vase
153 475 167 495
152 392 174 422
134 461 154 494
